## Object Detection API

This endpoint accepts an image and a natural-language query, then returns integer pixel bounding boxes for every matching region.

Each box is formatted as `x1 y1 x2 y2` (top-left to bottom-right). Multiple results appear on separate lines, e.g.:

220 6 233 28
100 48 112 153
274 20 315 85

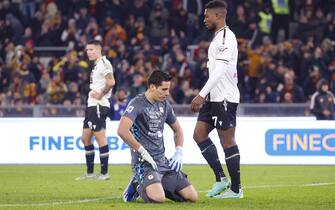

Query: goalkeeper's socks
197 138 225 182
84 144 95 174
224 145 241 193
99 145 109 175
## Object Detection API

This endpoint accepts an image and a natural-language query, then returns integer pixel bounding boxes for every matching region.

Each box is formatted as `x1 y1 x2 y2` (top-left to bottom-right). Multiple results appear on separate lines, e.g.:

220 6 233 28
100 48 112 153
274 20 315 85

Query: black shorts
197 100 238 129
134 161 191 202
83 105 109 131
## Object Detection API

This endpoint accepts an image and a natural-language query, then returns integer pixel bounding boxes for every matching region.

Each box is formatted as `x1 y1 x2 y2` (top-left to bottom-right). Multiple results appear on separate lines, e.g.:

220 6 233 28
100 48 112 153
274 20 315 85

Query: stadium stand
0 0 334 117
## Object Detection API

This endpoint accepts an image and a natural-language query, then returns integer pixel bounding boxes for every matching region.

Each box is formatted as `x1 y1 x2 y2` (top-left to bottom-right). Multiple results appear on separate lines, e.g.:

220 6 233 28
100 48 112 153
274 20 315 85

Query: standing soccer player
191 0 243 198
77 40 115 180
118 70 198 203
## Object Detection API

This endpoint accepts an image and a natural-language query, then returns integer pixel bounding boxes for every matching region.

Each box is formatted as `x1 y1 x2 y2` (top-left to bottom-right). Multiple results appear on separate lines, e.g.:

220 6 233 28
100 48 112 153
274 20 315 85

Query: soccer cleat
97 173 110 180
75 173 97 181
206 177 231 197
213 188 244 199
123 176 139 202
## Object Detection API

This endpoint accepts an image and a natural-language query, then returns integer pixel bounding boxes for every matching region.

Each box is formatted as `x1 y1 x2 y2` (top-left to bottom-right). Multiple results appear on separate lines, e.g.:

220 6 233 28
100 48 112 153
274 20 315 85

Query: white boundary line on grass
243 182 335 189
1 182 334 207
198 182 335 192
0 196 116 208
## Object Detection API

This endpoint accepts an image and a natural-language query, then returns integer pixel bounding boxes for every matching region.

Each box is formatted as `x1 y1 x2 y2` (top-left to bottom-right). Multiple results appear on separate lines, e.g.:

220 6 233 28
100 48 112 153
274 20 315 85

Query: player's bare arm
117 116 141 151
102 72 115 94
168 119 184 147
117 115 158 170
91 72 115 100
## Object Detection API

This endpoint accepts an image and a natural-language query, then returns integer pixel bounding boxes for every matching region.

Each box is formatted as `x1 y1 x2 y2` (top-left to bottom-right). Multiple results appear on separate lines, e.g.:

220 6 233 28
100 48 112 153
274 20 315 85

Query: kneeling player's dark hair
147 70 172 87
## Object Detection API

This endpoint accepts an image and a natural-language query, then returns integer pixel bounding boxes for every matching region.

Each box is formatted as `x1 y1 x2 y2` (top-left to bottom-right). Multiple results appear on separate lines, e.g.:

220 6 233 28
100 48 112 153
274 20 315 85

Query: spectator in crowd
169 77 184 104
46 73 68 104
310 79 335 120
303 65 321 98
108 88 130 120
271 0 290 43
61 18 80 49
279 72 305 103
0 60 10 93
148 1 169 45
258 4 272 36
64 82 80 103
129 0 151 23
20 0 36 19
128 74 146 99
76 6 91 32
6 97 32 117
5 13 23 44
59 99 75 116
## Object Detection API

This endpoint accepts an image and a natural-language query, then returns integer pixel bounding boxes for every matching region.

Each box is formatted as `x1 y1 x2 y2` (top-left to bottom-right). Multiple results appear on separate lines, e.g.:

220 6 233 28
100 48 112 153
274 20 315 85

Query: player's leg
193 102 228 197
144 183 165 203
82 128 94 174
136 164 165 203
217 127 241 194
92 105 110 179
194 121 225 181
162 171 197 202
93 130 109 178
79 128 96 179
178 185 198 202
215 102 242 198
80 107 95 178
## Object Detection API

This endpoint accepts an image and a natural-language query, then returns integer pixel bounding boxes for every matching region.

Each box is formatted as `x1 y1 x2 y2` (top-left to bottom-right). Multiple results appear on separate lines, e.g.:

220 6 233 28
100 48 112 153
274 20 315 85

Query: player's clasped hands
138 146 158 170
169 146 183 172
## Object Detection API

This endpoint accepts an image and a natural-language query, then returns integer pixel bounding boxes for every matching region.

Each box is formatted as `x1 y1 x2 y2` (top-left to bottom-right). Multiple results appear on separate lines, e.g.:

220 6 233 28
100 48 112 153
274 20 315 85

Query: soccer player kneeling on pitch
117 70 198 203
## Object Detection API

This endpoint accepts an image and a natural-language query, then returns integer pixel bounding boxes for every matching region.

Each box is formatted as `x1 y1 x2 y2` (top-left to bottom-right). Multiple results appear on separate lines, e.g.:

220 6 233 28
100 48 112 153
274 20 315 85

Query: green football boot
206 177 231 197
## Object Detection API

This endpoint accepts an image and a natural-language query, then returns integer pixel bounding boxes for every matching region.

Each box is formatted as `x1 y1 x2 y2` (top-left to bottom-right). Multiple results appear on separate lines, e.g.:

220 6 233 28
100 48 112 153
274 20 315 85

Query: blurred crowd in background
0 0 335 113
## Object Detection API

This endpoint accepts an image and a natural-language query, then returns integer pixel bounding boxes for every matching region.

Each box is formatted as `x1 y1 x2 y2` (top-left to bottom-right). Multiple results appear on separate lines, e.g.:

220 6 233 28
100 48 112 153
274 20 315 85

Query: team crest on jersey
218 46 228 54
126 106 134 113
148 174 154 180
159 106 164 113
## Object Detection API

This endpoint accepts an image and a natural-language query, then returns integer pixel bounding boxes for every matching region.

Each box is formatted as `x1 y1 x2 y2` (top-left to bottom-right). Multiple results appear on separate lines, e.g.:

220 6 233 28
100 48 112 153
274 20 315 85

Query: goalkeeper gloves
138 146 158 170
169 146 183 172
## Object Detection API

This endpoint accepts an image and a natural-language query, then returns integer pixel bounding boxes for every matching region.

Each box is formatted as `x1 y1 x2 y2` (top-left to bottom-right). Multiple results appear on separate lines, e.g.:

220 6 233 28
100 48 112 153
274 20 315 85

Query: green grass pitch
0 165 334 210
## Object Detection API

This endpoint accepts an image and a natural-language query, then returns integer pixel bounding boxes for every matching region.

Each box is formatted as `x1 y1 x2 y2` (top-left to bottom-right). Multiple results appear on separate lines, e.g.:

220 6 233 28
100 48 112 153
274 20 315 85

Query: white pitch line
198 182 335 192
243 182 335 189
0 196 117 208
1 182 334 207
